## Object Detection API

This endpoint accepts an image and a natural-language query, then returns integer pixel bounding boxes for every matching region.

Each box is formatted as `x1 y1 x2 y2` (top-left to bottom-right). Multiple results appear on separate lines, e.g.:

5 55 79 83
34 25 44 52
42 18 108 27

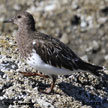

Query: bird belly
26 50 81 75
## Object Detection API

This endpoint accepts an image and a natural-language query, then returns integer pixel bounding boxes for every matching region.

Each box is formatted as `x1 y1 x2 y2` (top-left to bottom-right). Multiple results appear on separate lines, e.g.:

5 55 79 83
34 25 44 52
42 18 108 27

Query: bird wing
33 34 81 71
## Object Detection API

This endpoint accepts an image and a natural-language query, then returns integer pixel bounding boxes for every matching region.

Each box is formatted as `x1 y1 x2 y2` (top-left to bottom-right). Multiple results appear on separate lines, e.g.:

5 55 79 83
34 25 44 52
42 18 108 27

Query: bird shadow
24 75 108 107
58 80 108 108
28 77 61 95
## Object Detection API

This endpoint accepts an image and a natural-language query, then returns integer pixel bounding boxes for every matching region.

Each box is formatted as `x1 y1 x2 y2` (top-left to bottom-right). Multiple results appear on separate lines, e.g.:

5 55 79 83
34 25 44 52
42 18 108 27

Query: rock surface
0 0 108 108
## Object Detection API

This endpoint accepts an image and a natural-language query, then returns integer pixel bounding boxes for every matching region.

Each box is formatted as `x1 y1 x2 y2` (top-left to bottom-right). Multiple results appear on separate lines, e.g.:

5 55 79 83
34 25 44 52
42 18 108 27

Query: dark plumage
4 12 104 93
33 32 103 76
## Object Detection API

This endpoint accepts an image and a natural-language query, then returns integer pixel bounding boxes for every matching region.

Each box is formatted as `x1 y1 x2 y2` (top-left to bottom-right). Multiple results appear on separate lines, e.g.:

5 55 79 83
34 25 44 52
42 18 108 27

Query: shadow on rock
58 81 108 108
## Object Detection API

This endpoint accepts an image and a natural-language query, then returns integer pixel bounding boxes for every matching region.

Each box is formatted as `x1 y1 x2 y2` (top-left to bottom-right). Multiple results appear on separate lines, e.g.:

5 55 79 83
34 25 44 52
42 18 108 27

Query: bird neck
18 24 36 33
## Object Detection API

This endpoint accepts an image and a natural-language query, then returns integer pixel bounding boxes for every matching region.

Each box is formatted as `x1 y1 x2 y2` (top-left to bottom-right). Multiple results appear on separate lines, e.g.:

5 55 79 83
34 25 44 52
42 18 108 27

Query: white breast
26 49 82 75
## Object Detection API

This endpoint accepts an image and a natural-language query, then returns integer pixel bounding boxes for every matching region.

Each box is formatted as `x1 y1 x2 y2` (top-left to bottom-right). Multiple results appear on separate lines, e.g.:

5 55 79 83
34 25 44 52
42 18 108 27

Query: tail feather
75 59 108 81
77 60 103 76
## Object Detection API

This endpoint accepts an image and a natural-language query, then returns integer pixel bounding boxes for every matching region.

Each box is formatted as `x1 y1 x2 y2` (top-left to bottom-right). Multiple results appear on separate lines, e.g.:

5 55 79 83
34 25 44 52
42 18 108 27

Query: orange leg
39 75 57 94
20 71 56 94
19 71 49 78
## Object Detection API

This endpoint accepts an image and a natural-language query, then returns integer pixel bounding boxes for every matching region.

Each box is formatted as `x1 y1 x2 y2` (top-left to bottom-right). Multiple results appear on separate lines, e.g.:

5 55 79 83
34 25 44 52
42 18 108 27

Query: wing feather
33 34 80 71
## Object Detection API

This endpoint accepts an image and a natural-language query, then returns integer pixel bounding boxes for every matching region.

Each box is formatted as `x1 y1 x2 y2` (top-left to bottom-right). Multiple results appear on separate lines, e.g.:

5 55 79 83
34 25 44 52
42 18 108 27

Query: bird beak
3 18 14 23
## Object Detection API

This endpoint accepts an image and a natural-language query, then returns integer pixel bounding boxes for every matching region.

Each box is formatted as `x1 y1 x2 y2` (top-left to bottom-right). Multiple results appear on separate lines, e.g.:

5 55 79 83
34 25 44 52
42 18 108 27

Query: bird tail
78 60 103 76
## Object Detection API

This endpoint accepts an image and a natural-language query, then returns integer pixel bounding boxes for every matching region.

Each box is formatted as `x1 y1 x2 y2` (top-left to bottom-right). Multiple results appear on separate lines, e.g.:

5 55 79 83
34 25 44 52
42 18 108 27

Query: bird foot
38 87 53 94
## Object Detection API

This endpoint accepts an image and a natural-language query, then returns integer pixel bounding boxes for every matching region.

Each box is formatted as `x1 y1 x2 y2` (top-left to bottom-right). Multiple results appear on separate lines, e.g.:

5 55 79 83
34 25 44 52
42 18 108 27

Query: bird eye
17 15 21 18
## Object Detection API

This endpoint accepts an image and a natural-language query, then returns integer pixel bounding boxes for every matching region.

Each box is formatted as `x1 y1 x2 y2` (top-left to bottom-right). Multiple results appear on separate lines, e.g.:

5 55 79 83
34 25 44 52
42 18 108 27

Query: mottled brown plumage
4 12 104 93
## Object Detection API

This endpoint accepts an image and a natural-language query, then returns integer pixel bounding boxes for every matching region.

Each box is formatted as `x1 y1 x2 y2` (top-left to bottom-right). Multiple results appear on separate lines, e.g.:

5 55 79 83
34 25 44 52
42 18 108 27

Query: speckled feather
33 32 80 70
14 12 103 76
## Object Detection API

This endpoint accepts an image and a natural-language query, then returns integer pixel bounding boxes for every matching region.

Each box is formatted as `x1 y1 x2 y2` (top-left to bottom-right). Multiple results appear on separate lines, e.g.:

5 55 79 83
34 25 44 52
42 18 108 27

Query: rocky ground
0 0 108 108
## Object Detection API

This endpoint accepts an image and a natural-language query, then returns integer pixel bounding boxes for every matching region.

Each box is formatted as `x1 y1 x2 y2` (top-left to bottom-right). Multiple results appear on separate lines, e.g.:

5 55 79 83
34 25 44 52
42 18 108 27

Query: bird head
4 12 36 30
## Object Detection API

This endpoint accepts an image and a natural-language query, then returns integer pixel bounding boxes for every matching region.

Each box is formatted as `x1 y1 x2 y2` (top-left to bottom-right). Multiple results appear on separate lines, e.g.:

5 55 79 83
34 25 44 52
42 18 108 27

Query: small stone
13 4 21 10
44 4 56 11
80 20 88 28
92 41 100 52
72 3 79 10
104 55 108 60
98 17 107 24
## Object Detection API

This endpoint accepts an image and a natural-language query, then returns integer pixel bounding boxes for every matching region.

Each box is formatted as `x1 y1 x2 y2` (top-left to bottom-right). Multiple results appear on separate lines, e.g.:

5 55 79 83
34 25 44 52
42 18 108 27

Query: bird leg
19 71 49 78
39 75 57 94
20 71 56 94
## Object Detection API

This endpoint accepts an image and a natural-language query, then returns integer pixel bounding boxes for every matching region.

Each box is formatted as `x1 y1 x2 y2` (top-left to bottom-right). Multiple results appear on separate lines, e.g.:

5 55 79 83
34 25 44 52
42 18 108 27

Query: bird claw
38 87 53 94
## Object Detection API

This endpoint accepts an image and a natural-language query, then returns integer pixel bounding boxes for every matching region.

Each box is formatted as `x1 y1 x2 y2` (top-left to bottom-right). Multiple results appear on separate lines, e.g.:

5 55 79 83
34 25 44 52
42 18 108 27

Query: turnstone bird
4 12 104 93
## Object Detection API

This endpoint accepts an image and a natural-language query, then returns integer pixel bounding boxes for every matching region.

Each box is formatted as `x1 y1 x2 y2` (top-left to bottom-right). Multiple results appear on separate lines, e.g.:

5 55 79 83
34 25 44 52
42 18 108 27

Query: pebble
92 41 100 52
104 55 108 60
13 4 21 10
80 20 88 28
98 17 108 24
